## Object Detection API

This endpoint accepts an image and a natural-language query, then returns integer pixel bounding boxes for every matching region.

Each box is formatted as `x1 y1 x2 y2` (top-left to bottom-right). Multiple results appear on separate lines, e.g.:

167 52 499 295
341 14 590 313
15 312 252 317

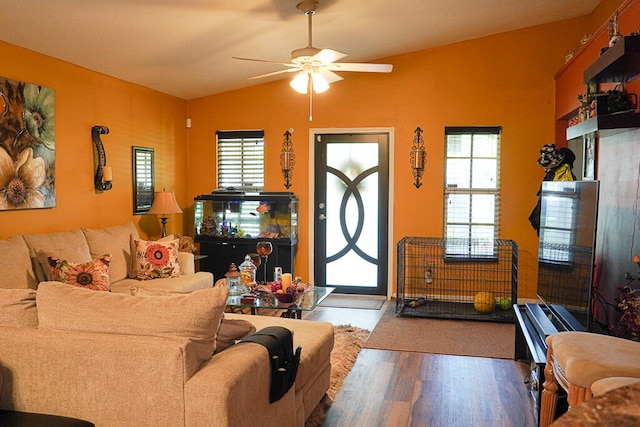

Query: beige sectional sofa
0 222 213 293
0 223 335 426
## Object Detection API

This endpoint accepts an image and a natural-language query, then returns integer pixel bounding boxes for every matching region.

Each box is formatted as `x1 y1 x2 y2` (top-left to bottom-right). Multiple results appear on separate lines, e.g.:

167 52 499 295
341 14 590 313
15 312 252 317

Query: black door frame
308 127 395 297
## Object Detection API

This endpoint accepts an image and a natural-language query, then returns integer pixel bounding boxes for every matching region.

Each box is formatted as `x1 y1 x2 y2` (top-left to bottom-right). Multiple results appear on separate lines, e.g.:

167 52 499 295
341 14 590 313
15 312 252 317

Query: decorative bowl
274 292 298 303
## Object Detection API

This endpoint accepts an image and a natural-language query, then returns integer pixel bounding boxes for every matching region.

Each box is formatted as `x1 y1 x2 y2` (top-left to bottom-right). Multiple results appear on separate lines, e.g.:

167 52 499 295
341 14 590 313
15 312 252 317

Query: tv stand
514 303 585 423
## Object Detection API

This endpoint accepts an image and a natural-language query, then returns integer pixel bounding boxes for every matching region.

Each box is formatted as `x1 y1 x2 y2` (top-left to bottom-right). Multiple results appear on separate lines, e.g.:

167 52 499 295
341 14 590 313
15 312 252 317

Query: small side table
194 254 208 272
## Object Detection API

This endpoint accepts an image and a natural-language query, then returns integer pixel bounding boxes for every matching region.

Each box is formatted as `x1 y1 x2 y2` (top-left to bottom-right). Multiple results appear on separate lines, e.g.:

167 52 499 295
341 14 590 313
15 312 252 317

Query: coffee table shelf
227 286 335 319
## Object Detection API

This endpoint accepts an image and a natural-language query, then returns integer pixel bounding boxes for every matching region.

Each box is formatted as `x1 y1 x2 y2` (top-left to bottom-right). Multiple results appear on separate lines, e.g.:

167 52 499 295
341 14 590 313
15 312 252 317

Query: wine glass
249 253 261 268
256 241 273 283
248 253 261 285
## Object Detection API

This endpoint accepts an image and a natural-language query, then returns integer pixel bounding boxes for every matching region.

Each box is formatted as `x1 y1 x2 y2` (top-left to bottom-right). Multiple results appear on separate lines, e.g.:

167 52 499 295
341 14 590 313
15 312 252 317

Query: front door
313 132 390 295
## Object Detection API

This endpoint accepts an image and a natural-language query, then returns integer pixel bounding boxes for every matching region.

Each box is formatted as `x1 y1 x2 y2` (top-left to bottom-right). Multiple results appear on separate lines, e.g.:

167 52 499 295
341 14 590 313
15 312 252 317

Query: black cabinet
514 303 581 424
198 238 295 282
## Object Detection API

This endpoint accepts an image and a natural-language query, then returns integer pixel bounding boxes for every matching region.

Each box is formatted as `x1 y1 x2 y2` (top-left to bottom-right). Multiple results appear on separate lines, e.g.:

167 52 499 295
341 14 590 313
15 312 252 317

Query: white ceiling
0 0 600 100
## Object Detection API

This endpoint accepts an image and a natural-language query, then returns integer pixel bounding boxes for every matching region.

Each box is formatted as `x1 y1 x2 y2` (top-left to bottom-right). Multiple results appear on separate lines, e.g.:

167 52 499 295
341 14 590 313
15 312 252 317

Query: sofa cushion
110 272 213 294
36 281 228 364
22 229 92 283
224 313 334 393
48 254 111 291
129 285 255 353
0 235 37 289
82 222 139 283
133 237 181 280
0 288 38 327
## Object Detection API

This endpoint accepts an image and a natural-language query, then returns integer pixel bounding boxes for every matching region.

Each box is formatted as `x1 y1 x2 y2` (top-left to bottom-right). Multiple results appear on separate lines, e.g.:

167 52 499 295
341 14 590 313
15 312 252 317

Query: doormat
364 303 515 359
319 295 384 310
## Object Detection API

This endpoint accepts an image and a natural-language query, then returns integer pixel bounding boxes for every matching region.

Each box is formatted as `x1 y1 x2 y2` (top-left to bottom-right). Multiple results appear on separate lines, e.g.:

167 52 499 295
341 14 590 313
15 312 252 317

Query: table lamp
148 190 182 237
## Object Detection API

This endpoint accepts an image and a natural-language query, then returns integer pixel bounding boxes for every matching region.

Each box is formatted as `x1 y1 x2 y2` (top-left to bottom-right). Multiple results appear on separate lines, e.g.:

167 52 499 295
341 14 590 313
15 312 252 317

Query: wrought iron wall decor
410 126 426 188
280 129 296 189
92 125 112 191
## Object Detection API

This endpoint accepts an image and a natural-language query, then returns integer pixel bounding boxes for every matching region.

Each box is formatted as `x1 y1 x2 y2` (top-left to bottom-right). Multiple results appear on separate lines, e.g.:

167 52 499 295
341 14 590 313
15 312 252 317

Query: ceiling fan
233 0 393 119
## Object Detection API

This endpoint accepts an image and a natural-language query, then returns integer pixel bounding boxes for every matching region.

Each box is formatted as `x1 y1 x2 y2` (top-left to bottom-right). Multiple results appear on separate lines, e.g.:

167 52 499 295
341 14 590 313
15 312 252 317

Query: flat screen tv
536 180 599 331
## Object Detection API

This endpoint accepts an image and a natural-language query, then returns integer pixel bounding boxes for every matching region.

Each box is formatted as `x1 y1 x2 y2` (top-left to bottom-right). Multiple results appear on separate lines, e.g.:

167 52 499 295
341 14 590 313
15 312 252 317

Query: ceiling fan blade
248 67 302 80
233 56 297 67
313 48 348 65
318 69 344 84
327 62 394 73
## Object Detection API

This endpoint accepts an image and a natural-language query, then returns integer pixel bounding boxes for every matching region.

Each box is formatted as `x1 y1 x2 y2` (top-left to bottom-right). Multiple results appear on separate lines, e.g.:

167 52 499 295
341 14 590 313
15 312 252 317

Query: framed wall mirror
133 146 154 214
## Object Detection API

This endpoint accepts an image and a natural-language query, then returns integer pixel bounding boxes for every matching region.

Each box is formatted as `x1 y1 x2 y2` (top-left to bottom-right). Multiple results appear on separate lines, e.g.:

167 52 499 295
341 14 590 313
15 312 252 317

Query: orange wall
0 4 617 299
186 17 595 299
0 41 188 240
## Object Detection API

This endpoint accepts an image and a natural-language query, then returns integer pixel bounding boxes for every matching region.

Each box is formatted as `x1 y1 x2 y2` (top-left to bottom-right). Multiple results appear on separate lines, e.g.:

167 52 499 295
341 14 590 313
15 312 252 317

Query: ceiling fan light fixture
290 71 309 94
311 72 329 93
290 71 329 94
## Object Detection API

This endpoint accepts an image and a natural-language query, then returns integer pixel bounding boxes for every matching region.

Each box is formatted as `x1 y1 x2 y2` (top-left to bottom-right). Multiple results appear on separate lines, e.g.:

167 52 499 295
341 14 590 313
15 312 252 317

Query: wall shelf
566 111 640 140
584 35 640 84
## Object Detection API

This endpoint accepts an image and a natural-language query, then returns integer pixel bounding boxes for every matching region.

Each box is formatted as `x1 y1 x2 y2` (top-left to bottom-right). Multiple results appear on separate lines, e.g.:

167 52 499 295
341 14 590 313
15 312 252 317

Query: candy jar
239 254 256 291
225 263 242 296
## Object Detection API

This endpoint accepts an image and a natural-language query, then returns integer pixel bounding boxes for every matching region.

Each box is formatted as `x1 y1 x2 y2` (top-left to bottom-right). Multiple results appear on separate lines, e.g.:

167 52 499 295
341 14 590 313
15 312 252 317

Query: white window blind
133 148 154 214
444 127 501 258
216 130 265 192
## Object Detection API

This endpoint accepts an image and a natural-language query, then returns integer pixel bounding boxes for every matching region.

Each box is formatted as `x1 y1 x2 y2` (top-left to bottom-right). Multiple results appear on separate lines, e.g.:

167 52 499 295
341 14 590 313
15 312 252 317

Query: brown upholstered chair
540 331 640 427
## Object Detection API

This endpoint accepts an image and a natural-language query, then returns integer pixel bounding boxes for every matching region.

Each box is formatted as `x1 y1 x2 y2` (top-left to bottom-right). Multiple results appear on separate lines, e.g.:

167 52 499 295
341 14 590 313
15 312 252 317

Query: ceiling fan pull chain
309 76 314 121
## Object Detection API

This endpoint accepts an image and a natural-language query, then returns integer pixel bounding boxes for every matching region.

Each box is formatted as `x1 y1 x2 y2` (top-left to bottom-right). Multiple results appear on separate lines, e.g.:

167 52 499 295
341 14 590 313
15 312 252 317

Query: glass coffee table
226 286 335 319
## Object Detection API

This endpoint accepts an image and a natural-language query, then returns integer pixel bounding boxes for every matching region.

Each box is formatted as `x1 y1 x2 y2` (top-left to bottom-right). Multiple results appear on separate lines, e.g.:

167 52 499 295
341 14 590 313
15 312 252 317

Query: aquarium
194 191 298 241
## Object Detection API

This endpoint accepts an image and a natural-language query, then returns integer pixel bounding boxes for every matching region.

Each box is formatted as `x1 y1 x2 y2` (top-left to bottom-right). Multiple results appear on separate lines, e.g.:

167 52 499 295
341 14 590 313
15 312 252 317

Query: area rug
305 324 370 427
364 303 515 359
319 295 384 310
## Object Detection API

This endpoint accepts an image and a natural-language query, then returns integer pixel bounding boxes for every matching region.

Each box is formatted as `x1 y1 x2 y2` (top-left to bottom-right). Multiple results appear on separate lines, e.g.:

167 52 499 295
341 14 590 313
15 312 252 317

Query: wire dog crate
396 237 518 322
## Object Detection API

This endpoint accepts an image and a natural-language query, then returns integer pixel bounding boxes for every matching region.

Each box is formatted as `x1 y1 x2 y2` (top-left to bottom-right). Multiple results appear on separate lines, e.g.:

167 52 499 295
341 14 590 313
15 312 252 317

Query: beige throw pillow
36 281 228 368
0 288 38 327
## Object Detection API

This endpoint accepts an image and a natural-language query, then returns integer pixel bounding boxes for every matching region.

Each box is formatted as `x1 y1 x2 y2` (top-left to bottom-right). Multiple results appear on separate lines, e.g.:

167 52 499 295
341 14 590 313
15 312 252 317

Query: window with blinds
216 130 265 192
444 127 501 258
133 147 154 214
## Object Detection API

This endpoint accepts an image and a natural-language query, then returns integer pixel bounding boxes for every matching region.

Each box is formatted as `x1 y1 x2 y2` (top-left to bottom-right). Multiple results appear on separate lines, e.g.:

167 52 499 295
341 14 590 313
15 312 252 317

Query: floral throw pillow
133 238 180 280
48 254 111 291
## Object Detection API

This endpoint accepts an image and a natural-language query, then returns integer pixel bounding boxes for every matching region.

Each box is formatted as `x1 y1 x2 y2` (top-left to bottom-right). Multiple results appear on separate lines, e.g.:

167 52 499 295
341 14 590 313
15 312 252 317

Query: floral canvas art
0 77 55 209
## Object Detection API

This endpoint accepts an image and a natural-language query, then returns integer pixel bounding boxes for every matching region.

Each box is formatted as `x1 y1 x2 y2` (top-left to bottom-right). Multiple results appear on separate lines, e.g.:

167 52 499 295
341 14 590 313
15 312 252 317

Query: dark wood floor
303 301 538 427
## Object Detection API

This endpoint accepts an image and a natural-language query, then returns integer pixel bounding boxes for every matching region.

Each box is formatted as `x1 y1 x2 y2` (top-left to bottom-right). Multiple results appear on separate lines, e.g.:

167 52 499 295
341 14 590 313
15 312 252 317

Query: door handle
318 214 327 221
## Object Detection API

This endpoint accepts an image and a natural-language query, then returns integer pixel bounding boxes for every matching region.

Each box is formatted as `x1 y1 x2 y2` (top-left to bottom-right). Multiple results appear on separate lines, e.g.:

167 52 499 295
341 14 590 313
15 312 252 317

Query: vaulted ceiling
0 0 600 99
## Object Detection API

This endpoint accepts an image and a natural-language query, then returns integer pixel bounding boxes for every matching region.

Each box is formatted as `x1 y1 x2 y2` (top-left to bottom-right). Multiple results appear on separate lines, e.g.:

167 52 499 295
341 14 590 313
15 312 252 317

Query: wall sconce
280 129 296 189
148 189 183 238
410 126 426 188
92 125 112 191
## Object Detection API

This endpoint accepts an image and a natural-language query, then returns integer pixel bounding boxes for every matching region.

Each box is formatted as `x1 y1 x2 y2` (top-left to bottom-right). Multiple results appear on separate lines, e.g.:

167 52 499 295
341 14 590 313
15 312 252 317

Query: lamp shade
148 191 182 215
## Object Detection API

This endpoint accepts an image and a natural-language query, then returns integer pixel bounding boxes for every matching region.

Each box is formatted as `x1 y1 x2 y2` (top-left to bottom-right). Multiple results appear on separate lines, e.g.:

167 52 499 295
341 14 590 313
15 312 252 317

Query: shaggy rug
364 303 515 359
305 324 370 426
